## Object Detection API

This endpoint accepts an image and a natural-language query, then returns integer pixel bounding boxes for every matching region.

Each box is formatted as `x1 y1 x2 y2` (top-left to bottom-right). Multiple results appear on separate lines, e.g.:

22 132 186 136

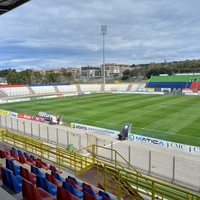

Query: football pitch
3 93 200 146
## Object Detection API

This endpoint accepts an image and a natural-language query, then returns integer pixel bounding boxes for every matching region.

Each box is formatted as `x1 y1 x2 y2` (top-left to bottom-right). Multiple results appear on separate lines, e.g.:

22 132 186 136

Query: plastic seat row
2 149 115 199
0 149 16 160
2 162 115 200
23 179 95 200
35 169 115 200
50 170 115 200
22 179 56 200
11 147 62 173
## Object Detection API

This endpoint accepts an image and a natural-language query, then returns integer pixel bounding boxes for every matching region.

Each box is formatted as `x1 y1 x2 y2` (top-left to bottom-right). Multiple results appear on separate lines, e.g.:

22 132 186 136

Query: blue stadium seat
36 174 57 196
99 190 116 200
9 171 23 193
68 175 82 186
83 186 103 200
2 167 12 188
31 165 45 178
2 167 22 193
145 82 187 88
6 158 20 175
63 181 83 199
51 170 65 182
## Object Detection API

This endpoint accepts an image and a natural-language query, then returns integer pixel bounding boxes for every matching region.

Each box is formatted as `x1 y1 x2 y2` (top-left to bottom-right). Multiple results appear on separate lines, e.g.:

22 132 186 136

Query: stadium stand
126 84 132 91
80 84 101 92
76 85 81 93
0 131 199 199
145 75 200 92
146 81 188 88
53 85 60 93
101 84 105 91
129 82 141 91
26 86 35 94
57 84 77 93
148 75 200 82
190 81 200 92
31 86 56 94
0 85 30 96
0 83 145 97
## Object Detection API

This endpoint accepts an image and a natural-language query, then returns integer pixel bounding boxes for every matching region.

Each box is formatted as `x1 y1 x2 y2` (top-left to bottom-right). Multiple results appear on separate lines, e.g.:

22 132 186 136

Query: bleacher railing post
56 128 58 144
172 156 175 182
38 124 41 139
148 150 152 175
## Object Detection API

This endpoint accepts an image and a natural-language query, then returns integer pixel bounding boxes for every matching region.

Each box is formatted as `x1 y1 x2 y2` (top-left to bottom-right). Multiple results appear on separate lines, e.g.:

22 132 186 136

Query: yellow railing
83 144 199 200
0 129 199 200
0 129 94 173
95 160 200 200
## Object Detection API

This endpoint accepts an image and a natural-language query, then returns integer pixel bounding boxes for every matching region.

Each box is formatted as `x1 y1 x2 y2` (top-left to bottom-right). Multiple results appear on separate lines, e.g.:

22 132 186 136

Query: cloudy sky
0 0 200 70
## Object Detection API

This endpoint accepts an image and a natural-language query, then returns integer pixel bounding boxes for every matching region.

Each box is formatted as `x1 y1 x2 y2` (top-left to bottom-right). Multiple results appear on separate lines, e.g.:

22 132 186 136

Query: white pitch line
143 101 200 130
141 127 175 135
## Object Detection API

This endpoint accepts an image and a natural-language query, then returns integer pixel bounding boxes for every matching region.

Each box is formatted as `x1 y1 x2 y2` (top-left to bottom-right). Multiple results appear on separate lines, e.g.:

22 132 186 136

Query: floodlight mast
101 25 107 86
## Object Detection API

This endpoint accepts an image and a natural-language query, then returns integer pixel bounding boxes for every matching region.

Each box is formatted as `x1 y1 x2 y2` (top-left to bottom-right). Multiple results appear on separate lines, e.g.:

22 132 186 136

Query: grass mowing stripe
3 93 200 146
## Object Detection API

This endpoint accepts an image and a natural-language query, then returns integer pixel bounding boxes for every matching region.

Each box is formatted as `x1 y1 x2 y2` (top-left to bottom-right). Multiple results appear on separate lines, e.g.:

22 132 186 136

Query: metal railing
0 129 199 200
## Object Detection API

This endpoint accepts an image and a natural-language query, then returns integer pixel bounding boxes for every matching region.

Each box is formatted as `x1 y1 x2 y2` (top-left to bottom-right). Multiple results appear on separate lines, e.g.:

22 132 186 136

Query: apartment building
35 63 131 79
79 65 101 78
60 67 80 78
100 63 131 76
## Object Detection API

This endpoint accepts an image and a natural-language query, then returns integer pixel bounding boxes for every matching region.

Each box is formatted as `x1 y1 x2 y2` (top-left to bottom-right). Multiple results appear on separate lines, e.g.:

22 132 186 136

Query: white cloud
0 0 200 69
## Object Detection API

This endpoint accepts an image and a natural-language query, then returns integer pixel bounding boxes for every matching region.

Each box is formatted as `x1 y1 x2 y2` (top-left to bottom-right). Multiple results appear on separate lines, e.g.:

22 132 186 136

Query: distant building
46 68 61 74
100 63 131 76
61 67 80 78
35 63 131 79
79 65 101 78
34 70 46 75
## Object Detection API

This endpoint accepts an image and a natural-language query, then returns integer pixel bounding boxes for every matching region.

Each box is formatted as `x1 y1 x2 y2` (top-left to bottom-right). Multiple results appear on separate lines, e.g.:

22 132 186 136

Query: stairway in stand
126 84 132 92
26 86 35 95
76 85 81 93
54 86 60 93
77 166 143 200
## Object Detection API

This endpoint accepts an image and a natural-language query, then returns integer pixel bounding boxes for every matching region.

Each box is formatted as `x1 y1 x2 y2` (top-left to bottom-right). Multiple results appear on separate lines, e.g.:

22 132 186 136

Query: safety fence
0 114 200 194
0 129 199 200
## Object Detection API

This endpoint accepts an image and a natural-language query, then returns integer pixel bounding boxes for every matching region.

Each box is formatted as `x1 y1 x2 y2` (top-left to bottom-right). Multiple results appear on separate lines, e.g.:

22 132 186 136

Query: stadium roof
0 0 30 15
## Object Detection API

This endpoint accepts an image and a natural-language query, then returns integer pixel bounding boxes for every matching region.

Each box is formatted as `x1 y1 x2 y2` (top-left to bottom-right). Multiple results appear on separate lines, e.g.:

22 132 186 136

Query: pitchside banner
18 113 45 122
36 111 62 124
0 109 9 115
128 133 200 156
71 123 120 137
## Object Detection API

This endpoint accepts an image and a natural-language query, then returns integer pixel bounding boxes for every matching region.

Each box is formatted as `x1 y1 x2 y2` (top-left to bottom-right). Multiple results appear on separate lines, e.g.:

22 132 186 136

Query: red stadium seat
22 178 56 200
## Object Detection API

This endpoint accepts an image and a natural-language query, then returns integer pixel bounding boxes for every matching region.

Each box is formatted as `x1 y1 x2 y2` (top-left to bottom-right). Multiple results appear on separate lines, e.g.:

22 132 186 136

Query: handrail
95 160 200 200
0 129 199 200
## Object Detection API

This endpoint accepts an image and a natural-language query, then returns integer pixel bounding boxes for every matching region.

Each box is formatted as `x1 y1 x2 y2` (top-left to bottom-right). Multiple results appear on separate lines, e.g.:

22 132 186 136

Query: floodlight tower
101 25 107 86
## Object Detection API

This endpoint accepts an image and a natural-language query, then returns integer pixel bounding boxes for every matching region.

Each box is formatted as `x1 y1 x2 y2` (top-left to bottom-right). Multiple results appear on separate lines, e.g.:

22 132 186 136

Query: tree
113 73 119 79
18 69 33 84
121 69 131 80
31 71 43 84
6 70 19 84
45 72 59 83
122 69 131 76
121 75 129 81
64 72 74 82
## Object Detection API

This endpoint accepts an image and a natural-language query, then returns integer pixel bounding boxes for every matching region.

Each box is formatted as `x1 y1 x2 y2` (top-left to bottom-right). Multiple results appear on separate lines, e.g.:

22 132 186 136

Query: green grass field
3 93 200 146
